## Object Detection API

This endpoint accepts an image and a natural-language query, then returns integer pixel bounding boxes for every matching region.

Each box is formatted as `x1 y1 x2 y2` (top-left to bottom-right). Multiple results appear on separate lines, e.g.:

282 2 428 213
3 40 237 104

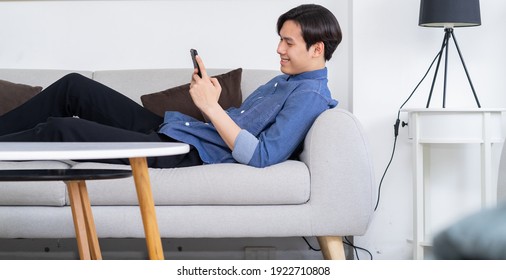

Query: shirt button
274 82 278 87
185 122 190 126
240 110 245 114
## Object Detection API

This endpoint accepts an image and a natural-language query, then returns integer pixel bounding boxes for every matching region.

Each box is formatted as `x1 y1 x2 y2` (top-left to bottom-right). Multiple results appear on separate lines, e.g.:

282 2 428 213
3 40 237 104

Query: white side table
402 108 505 260
0 142 189 260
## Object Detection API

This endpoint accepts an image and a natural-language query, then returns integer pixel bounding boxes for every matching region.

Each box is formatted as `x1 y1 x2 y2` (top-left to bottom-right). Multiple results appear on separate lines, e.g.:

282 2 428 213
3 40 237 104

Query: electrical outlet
244 247 276 260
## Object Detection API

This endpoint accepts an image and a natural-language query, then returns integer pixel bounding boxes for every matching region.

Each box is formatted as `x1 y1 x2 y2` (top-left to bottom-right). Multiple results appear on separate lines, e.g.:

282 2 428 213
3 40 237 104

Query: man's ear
311 42 325 58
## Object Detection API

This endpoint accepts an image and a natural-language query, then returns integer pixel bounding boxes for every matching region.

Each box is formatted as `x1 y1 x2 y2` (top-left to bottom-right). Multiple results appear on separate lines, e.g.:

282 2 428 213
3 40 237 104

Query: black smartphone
190 49 202 78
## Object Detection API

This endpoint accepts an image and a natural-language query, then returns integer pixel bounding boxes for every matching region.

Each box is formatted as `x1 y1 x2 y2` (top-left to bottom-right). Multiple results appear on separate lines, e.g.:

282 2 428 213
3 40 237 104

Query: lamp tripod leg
450 30 481 108
426 31 448 108
443 29 451 108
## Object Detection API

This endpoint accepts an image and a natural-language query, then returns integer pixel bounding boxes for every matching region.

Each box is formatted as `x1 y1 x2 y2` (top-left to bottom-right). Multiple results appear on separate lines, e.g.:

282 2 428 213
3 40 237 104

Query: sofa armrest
300 108 375 236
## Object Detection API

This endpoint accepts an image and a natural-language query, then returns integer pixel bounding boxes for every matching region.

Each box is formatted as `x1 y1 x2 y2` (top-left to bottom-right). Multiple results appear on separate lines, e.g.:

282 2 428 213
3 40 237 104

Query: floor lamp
419 0 482 108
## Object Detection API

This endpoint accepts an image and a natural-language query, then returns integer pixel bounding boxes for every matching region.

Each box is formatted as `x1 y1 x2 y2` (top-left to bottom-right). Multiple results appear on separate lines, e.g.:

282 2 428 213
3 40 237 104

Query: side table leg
129 157 165 260
66 181 91 260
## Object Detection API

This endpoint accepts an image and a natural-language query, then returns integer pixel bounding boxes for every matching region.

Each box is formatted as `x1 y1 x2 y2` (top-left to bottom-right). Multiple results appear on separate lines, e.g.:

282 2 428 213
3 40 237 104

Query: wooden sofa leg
317 236 346 260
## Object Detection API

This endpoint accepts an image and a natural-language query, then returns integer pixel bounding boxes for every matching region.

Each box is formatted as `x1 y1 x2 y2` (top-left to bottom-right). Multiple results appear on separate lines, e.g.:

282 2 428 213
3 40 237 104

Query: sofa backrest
0 68 280 105
93 68 280 104
0 69 93 88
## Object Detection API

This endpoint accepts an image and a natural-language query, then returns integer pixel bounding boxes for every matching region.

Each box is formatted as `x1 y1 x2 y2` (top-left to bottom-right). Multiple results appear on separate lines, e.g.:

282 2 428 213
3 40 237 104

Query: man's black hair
277 4 342 61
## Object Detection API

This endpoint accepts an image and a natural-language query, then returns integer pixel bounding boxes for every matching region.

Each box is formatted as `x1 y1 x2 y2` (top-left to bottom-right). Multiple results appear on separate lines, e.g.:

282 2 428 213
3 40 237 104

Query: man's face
277 20 317 75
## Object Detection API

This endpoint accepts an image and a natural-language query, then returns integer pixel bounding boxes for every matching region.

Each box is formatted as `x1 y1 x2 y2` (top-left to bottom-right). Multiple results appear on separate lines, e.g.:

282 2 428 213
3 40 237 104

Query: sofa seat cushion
0 161 71 206
70 160 310 206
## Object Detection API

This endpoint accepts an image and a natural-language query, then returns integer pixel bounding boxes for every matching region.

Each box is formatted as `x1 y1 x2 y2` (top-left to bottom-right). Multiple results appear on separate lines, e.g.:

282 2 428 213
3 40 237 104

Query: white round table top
0 142 190 161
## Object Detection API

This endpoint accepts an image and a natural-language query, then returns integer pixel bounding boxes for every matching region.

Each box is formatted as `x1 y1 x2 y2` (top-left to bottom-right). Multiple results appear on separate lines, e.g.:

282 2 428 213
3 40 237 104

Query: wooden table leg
129 157 164 260
66 181 91 260
78 181 102 260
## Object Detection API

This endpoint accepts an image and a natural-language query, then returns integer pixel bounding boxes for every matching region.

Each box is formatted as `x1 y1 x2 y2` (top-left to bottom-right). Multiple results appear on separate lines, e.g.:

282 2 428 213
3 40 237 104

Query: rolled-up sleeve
233 91 334 168
232 129 259 164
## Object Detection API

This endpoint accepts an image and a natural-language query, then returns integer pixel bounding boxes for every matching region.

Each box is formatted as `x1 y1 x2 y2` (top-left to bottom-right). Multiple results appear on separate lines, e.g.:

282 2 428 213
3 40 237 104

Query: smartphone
190 49 202 78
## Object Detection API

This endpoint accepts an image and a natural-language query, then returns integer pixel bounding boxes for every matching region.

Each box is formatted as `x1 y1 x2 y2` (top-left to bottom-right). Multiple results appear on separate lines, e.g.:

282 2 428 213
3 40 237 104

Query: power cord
301 236 373 260
344 236 373 260
302 236 321 251
374 47 444 212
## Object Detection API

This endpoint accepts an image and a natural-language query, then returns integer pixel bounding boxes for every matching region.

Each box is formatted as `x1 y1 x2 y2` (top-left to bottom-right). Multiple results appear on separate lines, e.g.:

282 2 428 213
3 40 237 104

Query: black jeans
0 73 202 168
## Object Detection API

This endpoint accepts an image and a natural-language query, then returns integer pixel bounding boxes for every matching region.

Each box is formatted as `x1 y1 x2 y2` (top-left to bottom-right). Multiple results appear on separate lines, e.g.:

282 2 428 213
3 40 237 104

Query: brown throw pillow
0 79 43 116
141 68 242 121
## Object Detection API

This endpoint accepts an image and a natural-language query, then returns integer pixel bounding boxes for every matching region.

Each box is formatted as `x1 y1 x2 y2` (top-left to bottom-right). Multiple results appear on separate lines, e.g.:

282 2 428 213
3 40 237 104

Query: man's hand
189 55 221 114
188 55 241 151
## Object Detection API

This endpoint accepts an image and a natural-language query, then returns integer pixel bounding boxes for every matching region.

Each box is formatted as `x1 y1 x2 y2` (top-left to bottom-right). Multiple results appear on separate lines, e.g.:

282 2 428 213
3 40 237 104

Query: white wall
353 0 506 259
4 0 505 260
0 0 350 260
0 0 350 109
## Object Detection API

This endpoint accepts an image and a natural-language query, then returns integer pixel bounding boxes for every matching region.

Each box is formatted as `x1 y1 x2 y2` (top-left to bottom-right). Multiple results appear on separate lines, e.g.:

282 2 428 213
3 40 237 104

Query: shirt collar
287 67 328 81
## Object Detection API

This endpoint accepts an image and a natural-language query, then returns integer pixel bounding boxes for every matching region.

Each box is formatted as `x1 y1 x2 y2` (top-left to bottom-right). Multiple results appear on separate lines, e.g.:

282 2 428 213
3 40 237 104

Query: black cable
344 236 359 259
344 236 373 260
301 236 373 260
375 136 398 211
374 48 444 212
302 237 321 251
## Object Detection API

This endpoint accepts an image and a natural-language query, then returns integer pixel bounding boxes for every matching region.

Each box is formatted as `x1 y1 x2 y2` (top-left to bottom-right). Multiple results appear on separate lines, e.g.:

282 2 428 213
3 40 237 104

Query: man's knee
58 73 93 93
61 72 87 83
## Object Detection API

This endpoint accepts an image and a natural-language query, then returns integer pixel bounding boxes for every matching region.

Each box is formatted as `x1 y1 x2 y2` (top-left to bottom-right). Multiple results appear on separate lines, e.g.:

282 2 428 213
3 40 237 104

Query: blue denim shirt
158 67 338 167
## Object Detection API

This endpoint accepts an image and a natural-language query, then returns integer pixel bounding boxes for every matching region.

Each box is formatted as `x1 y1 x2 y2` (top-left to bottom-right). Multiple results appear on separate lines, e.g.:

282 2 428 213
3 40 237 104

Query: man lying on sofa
0 4 340 168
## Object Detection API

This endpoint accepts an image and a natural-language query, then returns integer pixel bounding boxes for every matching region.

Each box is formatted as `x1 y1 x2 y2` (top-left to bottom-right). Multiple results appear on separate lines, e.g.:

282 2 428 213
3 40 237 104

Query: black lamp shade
419 0 481 28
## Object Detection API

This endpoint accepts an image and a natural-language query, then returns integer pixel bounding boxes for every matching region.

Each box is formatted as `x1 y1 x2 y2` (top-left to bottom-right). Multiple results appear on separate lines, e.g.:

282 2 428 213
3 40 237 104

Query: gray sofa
0 68 375 260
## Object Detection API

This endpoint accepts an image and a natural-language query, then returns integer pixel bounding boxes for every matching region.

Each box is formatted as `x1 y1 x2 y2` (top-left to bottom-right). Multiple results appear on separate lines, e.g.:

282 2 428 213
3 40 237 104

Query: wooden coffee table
0 142 189 260
0 168 133 260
